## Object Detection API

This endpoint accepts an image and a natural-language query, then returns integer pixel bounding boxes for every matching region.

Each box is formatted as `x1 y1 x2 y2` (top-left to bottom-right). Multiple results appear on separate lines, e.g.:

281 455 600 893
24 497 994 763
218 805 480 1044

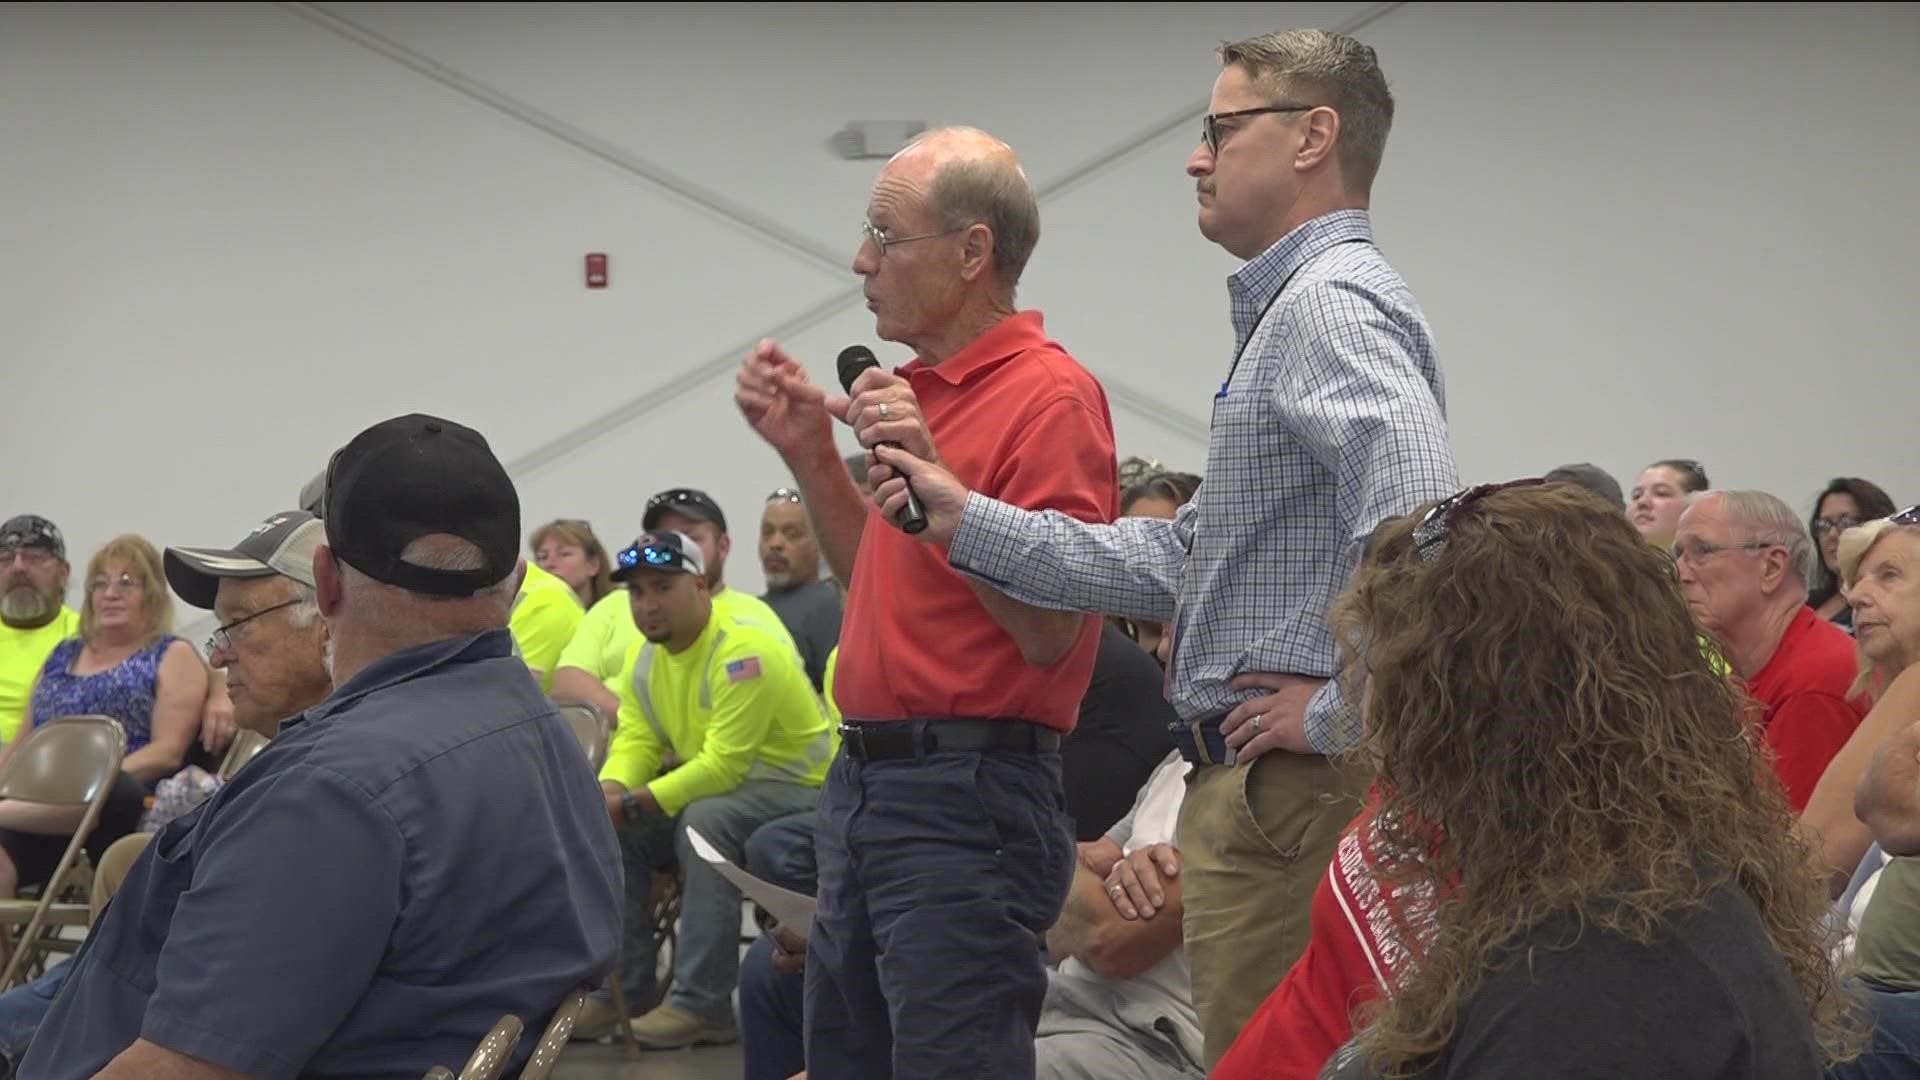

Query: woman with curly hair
1305 481 1856 1078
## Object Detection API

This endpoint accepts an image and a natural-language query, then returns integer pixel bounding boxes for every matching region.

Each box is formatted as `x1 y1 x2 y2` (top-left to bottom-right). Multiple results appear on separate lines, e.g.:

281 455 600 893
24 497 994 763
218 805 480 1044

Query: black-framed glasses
1202 103 1314 155
1411 479 1549 564
1812 515 1862 537
207 598 303 654
766 487 803 505
617 538 688 573
0 545 55 568
860 220 966 257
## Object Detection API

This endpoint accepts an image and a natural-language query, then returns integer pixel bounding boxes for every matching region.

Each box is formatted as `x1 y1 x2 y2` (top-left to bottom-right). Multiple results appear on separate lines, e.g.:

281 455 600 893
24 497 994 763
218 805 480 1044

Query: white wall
3 1 1916 638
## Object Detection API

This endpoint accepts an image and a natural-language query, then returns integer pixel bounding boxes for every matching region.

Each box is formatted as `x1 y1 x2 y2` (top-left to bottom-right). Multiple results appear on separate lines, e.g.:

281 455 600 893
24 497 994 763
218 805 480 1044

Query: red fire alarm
585 253 609 288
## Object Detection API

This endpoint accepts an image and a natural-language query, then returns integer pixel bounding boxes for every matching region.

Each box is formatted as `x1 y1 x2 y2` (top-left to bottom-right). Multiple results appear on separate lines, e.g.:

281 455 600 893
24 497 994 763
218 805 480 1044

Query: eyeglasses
616 539 688 573
1812 515 1862 537
1202 104 1314 155
766 487 803 505
1670 538 1784 567
1411 479 1549 564
0 546 55 569
1891 505 1920 527
207 598 304 655
860 220 966 258
87 572 143 595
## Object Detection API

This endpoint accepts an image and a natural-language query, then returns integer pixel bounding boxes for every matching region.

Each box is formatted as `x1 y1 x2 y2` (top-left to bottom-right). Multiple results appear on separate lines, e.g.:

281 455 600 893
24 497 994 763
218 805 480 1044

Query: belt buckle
839 723 867 759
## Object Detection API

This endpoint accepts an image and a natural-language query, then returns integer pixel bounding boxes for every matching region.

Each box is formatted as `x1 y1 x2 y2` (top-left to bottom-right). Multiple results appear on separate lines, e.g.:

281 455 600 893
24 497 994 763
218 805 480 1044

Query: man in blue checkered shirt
866 29 1459 1065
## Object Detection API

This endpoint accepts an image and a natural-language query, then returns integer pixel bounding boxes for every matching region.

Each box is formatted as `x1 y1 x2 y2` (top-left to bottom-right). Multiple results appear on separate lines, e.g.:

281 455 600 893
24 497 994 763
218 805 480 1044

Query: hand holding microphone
837 345 931 534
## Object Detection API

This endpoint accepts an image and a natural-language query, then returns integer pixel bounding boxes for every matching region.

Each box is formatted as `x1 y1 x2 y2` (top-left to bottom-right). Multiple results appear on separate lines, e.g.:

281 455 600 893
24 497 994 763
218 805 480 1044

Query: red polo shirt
1747 605 1868 811
834 311 1116 731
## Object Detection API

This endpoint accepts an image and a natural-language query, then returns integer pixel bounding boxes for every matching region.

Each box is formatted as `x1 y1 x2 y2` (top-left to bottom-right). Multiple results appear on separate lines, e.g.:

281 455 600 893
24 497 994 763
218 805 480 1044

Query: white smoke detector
829 120 927 160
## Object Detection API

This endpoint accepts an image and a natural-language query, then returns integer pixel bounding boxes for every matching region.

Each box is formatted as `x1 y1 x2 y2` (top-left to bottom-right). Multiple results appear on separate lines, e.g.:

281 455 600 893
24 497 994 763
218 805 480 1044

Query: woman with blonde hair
0 535 204 897
530 518 614 609
1315 481 1852 1079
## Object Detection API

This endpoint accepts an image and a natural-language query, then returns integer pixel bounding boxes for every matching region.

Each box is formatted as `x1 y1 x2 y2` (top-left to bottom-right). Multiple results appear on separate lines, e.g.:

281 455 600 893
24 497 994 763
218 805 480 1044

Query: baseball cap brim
164 547 279 611
643 503 722 532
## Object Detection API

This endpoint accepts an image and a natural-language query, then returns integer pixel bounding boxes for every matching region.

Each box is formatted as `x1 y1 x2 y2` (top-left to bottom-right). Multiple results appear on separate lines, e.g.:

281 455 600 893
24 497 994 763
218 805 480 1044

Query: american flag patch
726 657 762 683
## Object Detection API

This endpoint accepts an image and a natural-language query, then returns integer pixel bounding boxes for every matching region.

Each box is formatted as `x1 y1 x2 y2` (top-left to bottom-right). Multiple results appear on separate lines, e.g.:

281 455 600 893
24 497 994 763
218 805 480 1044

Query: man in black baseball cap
642 488 732 591
25 414 622 1080
0 515 76 744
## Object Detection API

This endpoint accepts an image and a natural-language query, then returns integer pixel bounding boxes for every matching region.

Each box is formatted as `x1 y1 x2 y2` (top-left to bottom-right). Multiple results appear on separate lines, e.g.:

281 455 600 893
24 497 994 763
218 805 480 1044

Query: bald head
882 127 1040 296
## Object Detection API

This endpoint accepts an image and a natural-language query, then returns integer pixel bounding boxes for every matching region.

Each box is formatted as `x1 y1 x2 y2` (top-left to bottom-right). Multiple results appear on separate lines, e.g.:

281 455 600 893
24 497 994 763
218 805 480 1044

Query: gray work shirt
761 579 842 692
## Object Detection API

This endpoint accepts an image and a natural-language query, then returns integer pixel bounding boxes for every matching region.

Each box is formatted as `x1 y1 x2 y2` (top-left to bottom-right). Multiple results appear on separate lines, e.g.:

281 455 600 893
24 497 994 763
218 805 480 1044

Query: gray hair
914 127 1041 296
1218 29 1395 193
1711 490 1819 593
283 581 320 628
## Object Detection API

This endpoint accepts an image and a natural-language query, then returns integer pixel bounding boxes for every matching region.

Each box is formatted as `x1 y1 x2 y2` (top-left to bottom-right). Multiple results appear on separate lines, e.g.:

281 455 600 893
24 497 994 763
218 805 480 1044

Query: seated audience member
1807 513 1920 896
0 515 79 744
1674 491 1867 810
741 752 1204 1080
1229 481 1853 1079
531 518 615 610
1544 461 1624 509
22 414 621 1080
759 488 841 692
1114 455 1166 499
594 530 831 1049
0 511 335 1077
1629 457 1710 549
0 535 205 898
551 486 789 721
1062 621 1178 841
511 557 584 693
1809 478 1898 630
1112 473 1199 657
1822 507 1920 1079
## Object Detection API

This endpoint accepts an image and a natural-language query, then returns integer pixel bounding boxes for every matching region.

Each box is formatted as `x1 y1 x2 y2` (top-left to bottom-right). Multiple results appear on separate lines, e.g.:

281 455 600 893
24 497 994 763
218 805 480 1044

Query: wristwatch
621 790 644 822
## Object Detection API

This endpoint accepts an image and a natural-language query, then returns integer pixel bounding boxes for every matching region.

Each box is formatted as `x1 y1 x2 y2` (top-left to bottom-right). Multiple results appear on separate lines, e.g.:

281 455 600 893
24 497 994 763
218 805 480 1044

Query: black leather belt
838 719 1062 761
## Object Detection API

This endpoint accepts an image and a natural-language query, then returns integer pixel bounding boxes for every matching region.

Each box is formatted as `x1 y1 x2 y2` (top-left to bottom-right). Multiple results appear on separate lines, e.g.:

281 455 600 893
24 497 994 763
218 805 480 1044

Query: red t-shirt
1213 795 1435 1080
1746 606 1868 811
834 311 1116 732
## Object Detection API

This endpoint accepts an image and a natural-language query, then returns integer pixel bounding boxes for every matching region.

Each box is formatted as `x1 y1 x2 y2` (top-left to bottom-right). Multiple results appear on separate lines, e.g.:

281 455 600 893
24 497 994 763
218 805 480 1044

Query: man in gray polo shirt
25 414 622 1080
757 487 841 692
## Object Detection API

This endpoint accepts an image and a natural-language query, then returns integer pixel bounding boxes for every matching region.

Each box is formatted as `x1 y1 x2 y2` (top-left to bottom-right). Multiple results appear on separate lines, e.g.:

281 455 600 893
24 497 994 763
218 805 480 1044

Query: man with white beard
0 516 79 744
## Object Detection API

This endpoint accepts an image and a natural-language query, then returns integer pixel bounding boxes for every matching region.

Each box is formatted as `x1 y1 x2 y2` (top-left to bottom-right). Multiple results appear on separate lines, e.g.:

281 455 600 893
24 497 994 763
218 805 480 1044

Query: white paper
686 825 818 931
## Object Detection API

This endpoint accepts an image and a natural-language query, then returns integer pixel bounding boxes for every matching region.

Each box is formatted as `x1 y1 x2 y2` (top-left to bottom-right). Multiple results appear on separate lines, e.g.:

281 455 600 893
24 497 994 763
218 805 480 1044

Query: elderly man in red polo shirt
1674 489 1868 810
734 127 1116 1079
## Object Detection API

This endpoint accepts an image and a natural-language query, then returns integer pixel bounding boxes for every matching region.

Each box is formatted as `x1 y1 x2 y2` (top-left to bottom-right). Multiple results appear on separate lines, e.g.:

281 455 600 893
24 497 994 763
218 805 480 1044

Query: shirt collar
301 629 515 725
1227 209 1374 337
900 310 1050 387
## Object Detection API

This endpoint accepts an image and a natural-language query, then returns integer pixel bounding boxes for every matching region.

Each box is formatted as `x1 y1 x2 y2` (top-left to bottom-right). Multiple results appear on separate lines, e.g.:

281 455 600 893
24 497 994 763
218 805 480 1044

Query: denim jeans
0 959 69 1069
740 935 807 1080
1828 982 1920 1080
665 781 820 1022
804 747 1074 1079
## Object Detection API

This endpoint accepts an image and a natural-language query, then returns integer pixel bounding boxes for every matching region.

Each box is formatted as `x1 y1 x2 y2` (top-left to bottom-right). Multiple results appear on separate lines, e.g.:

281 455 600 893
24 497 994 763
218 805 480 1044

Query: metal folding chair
217 728 271 779
517 989 587 1080
0 715 127 989
554 702 611 772
456 1014 523 1080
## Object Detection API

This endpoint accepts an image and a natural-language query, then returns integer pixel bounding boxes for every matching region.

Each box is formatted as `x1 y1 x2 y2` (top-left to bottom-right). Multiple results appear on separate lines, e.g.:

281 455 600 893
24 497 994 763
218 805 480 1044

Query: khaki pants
1177 750 1369 1066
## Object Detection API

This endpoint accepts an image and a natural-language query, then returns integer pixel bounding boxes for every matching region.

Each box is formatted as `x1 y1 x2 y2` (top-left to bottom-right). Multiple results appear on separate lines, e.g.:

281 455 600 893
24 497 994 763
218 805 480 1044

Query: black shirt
1321 877 1821 1080
761 579 843 693
1060 622 1178 841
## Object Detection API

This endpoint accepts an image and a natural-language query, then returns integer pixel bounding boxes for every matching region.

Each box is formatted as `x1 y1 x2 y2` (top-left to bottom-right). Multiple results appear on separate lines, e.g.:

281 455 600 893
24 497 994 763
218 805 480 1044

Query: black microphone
837 345 929 534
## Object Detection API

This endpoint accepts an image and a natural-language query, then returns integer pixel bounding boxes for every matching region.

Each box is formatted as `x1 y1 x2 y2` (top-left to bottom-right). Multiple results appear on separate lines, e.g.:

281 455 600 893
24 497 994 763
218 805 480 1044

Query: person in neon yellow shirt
551 487 790 718
509 561 583 693
595 530 829 1050
0 516 80 743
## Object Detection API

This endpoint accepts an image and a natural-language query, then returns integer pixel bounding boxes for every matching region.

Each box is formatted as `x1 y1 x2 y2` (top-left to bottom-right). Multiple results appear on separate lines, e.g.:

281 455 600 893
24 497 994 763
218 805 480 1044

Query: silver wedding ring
878 401 892 420
1250 714 1264 733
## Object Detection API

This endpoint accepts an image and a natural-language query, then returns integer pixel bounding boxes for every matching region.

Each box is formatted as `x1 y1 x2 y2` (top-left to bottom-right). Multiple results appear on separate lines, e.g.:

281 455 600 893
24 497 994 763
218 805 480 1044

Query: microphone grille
836 345 880 392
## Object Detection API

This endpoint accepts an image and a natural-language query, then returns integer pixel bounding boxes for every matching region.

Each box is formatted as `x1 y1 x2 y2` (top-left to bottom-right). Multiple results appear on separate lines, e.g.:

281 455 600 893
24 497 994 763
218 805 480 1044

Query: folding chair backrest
517 989 586 1080
556 703 611 772
218 728 271 780
459 1014 523 1080
0 716 127 807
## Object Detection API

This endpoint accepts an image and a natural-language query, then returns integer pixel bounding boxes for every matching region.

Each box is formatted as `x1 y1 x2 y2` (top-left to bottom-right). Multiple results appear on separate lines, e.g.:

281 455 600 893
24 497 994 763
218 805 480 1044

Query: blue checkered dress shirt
947 209 1459 754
